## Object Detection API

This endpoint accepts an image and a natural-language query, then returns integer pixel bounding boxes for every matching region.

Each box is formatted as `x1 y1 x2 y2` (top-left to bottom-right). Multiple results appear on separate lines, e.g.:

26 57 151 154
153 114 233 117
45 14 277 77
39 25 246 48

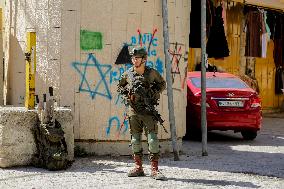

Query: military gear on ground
130 47 148 57
150 160 166 180
32 120 70 171
32 89 72 171
127 155 145 177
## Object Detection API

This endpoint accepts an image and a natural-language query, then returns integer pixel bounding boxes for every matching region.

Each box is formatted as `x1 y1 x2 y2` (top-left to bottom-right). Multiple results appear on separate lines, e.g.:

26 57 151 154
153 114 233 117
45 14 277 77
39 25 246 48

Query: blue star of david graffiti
72 53 112 100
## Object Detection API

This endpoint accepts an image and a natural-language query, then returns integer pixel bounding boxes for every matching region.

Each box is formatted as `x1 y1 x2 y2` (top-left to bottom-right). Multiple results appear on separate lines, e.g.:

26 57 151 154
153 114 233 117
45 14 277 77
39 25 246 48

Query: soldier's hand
128 94 135 102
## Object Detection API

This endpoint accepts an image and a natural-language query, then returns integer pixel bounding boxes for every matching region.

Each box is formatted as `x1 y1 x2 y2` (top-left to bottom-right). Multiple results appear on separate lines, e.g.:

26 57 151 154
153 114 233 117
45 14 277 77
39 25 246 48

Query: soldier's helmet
130 47 148 57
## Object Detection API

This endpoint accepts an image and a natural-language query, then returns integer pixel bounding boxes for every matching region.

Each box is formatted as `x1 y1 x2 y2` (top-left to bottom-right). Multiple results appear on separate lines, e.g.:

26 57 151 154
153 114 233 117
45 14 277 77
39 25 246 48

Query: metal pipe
201 0 208 156
162 0 180 161
25 32 36 109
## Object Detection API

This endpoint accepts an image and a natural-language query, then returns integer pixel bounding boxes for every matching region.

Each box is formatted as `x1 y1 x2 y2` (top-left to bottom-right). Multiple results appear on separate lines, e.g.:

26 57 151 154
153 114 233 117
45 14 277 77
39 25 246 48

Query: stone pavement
0 114 283 189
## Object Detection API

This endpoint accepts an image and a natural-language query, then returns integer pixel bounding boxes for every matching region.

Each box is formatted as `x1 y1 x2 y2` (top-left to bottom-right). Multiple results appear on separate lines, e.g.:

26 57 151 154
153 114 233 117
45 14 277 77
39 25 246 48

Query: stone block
0 107 74 168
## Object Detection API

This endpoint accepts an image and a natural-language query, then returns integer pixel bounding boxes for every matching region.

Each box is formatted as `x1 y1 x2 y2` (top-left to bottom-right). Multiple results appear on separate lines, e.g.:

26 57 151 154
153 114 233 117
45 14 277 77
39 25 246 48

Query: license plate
218 101 244 107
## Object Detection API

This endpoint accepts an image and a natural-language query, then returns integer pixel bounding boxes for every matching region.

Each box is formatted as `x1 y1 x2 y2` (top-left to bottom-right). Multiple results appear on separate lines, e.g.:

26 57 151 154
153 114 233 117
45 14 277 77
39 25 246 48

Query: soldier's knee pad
148 132 159 154
131 133 142 153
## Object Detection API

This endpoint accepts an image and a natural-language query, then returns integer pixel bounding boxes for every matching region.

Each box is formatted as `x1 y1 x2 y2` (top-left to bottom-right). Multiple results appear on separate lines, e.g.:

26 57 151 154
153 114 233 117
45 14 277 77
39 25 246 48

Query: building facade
188 0 284 112
4 0 190 154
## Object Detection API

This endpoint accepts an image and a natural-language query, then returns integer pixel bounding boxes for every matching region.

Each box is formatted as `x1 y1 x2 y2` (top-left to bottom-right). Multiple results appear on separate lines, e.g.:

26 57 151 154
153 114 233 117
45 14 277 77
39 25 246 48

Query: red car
186 71 262 140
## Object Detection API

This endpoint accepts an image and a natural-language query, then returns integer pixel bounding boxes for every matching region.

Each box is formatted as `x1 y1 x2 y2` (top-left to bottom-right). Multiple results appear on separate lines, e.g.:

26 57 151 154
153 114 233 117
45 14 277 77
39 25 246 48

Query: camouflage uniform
117 47 166 180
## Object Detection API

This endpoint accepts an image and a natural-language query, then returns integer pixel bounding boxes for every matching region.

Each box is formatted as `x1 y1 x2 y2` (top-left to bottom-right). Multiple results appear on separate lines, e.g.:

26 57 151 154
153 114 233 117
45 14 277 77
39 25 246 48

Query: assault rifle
127 71 168 133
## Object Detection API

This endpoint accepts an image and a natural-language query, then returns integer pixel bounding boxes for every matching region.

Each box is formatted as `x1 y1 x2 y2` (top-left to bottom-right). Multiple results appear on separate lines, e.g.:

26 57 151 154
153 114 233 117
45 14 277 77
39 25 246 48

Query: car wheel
241 131 257 140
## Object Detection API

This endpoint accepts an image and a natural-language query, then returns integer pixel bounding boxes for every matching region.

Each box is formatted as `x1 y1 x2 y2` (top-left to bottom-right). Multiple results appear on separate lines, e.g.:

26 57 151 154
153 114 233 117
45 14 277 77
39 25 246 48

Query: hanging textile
206 5 230 58
261 10 268 58
189 0 215 48
206 0 215 37
273 14 284 69
275 67 284 94
267 11 284 68
266 12 277 39
267 11 284 94
264 11 271 42
189 0 201 48
244 8 264 57
222 1 227 35
273 14 284 94
282 70 284 93
261 10 272 58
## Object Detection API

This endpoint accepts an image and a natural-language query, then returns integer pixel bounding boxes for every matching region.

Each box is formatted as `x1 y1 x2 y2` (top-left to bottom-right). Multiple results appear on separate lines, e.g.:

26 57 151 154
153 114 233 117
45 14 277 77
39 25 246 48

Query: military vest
126 66 159 115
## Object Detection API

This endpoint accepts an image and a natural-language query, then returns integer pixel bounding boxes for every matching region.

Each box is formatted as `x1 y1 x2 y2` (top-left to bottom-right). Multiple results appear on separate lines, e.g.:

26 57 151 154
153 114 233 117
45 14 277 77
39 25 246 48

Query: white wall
4 0 62 105
0 6 3 105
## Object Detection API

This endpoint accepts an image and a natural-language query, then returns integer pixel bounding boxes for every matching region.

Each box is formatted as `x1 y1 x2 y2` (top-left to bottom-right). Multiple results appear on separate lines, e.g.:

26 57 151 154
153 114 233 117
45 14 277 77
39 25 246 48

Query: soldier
117 47 166 180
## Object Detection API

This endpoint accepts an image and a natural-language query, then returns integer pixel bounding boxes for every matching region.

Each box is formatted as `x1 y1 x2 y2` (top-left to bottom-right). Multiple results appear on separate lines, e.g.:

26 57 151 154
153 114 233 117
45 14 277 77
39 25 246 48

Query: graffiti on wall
72 53 112 100
168 42 189 88
72 52 129 136
115 44 131 65
106 113 129 137
80 30 103 50
110 64 132 84
169 42 183 74
115 28 164 75
73 28 166 137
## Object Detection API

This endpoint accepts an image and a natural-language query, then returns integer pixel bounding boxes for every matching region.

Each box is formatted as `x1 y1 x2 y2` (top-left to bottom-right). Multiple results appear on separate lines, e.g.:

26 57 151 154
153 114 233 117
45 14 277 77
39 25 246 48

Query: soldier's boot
128 155 145 177
150 160 166 180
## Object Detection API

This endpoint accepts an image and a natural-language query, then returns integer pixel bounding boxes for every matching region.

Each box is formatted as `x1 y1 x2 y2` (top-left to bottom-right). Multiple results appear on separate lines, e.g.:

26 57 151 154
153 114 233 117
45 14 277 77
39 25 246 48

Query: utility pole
162 0 179 161
25 32 36 109
201 0 208 156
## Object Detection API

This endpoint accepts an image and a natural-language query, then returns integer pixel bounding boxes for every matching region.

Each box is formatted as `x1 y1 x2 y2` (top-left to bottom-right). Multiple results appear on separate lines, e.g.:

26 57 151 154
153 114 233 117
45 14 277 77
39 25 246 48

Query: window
190 77 248 89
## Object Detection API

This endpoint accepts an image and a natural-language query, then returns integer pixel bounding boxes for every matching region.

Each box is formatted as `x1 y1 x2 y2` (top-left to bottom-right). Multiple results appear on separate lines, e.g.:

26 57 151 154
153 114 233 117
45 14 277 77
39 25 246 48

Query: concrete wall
0 7 3 105
5 0 190 155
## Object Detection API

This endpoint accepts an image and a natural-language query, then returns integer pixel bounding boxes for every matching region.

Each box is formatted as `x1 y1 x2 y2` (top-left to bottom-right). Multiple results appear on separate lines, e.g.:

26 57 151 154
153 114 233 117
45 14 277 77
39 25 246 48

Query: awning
232 0 284 11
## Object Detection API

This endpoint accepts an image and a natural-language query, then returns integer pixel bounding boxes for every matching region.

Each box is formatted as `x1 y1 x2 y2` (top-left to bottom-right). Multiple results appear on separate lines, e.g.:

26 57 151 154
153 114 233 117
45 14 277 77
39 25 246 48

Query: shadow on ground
3 118 283 188
166 177 260 188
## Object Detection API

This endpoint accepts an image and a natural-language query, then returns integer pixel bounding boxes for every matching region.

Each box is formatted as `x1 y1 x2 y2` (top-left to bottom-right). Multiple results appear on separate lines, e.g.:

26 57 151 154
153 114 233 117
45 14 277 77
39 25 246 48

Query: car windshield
190 77 248 89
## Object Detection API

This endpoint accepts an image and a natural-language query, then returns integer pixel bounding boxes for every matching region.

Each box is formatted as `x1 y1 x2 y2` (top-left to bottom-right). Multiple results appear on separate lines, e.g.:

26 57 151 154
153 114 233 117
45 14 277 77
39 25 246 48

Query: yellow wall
188 3 284 111
255 41 284 110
